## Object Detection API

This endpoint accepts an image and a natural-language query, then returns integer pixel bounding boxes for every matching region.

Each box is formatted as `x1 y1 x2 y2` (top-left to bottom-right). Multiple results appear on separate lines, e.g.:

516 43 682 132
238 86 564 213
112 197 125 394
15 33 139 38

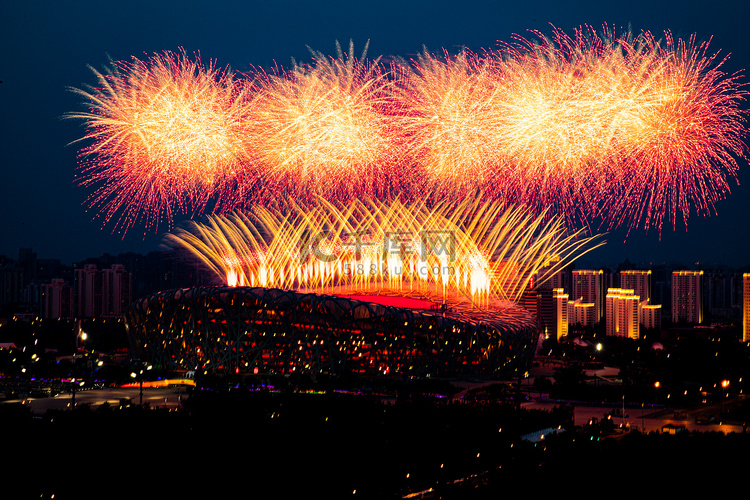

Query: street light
77 331 87 351
131 370 144 405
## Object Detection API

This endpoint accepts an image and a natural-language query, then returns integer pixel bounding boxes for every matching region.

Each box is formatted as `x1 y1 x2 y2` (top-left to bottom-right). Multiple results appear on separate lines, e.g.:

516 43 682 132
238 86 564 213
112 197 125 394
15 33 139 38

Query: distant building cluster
0 248 211 320
671 271 703 324
533 263 749 342
34 263 133 319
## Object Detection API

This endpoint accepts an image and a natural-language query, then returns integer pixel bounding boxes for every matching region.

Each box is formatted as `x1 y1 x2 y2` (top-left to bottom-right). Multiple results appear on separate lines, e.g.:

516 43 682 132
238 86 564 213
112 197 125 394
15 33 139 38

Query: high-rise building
0 260 23 305
74 264 101 318
551 288 568 341
705 269 742 321
672 271 703 324
651 264 671 321
536 288 568 341
620 270 651 304
743 274 750 342
18 248 37 282
521 289 538 317
41 279 73 319
102 264 132 317
640 302 662 330
568 299 596 327
74 264 132 318
606 288 640 339
572 270 605 323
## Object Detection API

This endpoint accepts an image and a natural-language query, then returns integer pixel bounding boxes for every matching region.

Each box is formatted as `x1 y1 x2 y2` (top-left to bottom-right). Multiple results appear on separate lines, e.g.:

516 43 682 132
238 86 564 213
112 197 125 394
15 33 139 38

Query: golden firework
67 28 748 235
166 198 603 305
248 40 405 204
67 50 250 231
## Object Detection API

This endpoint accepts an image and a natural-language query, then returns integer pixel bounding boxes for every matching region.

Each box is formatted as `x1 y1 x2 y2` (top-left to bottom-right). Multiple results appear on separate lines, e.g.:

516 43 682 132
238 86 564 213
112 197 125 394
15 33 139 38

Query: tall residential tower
743 274 750 342
620 270 651 304
606 288 640 339
572 270 605 323
672 271 703 324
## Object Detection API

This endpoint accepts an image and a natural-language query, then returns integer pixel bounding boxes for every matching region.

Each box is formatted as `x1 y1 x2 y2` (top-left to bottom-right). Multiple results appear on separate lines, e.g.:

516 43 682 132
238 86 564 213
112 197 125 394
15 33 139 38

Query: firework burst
391 49 505 198
599 31 748 232
489 26 637 221
494 25 748 231
67 50 250 232
246 40 407 206
67 27 748 235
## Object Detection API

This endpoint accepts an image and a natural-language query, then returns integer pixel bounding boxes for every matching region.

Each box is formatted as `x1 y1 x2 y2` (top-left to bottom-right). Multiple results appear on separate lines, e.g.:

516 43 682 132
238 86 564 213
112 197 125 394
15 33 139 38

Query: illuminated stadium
125 285 541 378
125 199 602 378
76 25 745 379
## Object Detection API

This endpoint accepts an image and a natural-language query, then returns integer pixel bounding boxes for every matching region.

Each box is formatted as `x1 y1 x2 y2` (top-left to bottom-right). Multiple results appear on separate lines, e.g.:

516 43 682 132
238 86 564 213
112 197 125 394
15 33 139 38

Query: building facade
640 302 662 330
704 269 742 321
568 299 596 327
74 264 132 318
40 279 73 319
620 270 651 304
126 286 541 378
536 288 569 341
606 288 640 339
572 270 605 323
101 264 133 317
743 274 750 342
672 271 703 324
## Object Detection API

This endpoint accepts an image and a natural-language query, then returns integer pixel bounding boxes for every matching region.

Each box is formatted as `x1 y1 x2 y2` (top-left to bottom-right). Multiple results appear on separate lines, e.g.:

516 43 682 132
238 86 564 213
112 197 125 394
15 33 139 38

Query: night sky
2 0 749 269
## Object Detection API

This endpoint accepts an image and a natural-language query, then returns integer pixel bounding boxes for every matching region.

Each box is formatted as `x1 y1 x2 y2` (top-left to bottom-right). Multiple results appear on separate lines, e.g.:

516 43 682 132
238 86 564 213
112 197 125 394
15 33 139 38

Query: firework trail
67 26 748 235
166 198 604 304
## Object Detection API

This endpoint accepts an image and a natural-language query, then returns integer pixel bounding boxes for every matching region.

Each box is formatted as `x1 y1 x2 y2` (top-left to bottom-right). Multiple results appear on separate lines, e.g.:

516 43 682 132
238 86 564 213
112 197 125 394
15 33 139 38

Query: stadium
124 199 601 379
125 285 540 378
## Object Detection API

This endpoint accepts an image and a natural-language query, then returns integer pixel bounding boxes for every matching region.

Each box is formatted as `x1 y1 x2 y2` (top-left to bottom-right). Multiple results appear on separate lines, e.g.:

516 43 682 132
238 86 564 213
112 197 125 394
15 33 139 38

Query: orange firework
166 198 604 305
490 26 637 222
392 49 505 198
245 40 407 206
67 50 251 232
600 31 748 232
67 29 747 235
494 25 748 232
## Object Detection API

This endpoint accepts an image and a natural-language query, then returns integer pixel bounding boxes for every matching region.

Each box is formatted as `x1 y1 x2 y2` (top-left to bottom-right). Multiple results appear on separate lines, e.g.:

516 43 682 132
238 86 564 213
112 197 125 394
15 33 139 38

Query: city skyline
7 243 743 324
2 1 750 267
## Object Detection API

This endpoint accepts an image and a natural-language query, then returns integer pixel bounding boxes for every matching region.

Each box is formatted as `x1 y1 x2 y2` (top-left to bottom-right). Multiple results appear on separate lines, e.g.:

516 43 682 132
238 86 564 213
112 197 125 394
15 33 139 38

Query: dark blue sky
2 0 749 269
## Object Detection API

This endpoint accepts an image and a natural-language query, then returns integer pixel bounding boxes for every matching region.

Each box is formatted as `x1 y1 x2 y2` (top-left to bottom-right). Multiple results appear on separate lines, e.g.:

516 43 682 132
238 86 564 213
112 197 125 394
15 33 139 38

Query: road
2 386 187 414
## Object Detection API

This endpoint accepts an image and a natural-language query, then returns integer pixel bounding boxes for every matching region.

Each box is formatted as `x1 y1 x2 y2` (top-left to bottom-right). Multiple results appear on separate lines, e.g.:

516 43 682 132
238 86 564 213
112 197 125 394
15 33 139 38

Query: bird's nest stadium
124 200 602 379
125 286 540 378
